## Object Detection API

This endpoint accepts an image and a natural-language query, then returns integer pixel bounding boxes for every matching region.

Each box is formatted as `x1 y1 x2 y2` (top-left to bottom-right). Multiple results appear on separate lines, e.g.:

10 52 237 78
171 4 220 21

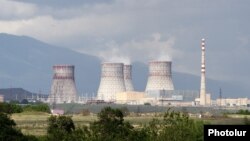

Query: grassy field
11 112 249 136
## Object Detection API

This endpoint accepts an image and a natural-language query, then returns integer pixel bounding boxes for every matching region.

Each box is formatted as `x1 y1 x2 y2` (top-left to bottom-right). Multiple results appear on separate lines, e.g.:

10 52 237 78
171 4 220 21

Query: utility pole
219 88 222 108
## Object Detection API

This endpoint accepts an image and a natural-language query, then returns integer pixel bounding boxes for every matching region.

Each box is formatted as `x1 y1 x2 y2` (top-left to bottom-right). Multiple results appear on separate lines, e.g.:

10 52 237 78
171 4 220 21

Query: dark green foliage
243 116 250 125
9 100 20 104
48 116 75 134
119 106 130 116
23 104 50 113
1 106 205 141
21 99 29 104
144 103 151 106
0 113 38 141
0 102 23 114
46 115 90 141
236 109 250 115
143 110 204 141
90 107 136 141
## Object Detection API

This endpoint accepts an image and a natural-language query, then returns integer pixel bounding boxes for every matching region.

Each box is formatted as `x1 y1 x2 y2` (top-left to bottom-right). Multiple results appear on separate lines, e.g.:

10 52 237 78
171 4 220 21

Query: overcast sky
0 0 249 94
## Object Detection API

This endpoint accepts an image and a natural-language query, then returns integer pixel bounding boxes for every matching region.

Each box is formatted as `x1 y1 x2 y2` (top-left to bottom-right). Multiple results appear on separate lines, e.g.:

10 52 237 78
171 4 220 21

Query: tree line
0 102 50 114
1 105 206 141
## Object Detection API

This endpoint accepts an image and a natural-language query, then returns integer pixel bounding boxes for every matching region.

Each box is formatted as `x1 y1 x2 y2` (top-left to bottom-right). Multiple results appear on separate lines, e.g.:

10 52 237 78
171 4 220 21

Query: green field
11 112 250 136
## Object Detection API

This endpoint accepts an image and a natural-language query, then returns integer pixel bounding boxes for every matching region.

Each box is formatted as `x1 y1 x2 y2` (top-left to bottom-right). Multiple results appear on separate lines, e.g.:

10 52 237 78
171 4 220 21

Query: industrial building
216 98 249 107
116 91 145 104
48 65 78 104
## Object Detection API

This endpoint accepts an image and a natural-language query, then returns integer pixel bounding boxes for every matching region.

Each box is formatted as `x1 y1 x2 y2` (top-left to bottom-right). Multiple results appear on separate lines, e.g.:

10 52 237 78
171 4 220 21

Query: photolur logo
208 129 247 136
204 125 250 141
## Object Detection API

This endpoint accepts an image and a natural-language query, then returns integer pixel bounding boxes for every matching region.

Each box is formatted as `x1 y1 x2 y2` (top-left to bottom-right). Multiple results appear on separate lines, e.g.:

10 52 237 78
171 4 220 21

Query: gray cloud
1 0 250 95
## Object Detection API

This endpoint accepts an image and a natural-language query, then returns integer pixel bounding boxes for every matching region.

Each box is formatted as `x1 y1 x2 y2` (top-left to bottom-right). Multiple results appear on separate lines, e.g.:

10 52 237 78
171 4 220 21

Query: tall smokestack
200 38 206 106
97 63 126 101
49 65 78 104
145 61 174 91
124 64 134 91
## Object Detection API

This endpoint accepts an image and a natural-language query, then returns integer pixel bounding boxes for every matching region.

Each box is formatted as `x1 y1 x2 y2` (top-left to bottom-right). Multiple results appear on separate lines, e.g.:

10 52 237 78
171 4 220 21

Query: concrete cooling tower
49 65 78 104
123 64 134 91
97 63 126 101
145 61 174 91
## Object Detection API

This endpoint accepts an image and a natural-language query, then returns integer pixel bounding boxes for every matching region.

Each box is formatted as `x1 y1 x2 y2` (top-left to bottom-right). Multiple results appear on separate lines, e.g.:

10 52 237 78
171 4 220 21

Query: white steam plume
88 33 176 64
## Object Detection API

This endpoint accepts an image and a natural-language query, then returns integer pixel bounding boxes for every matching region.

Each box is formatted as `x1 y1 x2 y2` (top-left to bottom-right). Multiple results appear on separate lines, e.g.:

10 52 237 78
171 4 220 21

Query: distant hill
0 33 248 99
0 88 46 101
0 33 101 95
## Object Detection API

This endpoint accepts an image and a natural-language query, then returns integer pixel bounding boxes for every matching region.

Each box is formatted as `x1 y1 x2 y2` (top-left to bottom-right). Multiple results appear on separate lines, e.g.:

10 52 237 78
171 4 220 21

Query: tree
0 102 23 114
21 99 29 104
46 115 88 141
142 109 204 141
243 116 250 125
23 103 50 113
90 107 135 141
0 113 37 141
120 106 130 116
160 110 203 141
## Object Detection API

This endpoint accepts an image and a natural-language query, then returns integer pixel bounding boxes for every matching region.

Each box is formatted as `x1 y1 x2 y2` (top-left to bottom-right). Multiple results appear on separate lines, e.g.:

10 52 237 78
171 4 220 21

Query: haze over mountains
0 33 248 98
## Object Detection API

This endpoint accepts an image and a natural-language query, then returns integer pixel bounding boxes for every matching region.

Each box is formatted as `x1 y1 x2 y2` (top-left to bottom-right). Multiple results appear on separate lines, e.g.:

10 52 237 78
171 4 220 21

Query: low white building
0 95 4 102
216 98 248 107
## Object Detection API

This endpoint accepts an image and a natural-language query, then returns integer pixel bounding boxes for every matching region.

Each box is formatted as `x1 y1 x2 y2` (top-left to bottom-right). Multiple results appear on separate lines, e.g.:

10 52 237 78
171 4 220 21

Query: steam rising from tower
97 63 126 101
49 65 78 104
124 64 134 91
145 61 174 91
199 38 206 106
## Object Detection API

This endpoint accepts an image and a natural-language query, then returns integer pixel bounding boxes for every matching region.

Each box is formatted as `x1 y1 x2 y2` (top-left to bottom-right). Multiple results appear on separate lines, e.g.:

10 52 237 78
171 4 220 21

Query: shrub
46 115 89 141
0 102 23 114
236 109 250 115
90 107 135 141
0 113 37 141
23 104 50 113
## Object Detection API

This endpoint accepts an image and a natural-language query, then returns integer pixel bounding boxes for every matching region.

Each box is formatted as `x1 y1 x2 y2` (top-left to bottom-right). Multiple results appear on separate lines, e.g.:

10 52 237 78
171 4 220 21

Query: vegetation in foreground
1 102 249 141
0 112 37 141
42 107 205 141
1 106 205 141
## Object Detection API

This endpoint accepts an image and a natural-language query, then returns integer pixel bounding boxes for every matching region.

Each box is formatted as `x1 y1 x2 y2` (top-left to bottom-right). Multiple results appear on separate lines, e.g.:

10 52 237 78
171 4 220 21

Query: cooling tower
97 63 126 101
145 61 174 91
49 65 78 104
124 64 134 91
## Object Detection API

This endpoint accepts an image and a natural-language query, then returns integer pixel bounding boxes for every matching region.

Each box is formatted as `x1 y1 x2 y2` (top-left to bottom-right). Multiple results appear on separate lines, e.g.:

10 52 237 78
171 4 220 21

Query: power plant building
97 63 126 101
49 65 78 104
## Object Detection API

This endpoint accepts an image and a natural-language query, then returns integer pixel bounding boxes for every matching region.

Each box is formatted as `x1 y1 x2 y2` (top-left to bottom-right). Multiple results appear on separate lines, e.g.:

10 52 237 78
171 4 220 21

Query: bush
23 104 50 113
0 103 23 114
243 117 250 125
120 106 130 116
46 115 89 141
236 109 250 115
143 109 204 141
35 107 207 141
0 113 37 141
90 107 135 141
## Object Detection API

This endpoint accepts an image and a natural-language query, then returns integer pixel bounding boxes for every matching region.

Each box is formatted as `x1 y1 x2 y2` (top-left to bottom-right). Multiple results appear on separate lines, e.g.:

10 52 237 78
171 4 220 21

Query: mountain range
0 33 248 99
